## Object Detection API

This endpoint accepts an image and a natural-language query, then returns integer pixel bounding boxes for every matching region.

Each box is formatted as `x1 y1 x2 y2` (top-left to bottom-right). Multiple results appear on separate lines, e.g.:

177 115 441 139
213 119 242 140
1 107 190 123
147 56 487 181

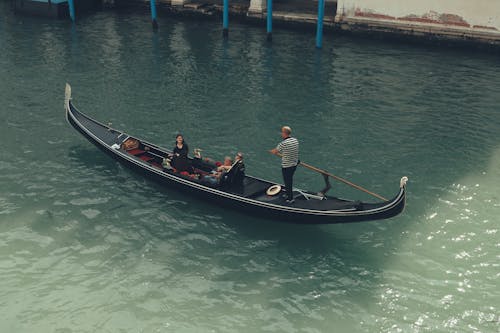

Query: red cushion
215 162 222 167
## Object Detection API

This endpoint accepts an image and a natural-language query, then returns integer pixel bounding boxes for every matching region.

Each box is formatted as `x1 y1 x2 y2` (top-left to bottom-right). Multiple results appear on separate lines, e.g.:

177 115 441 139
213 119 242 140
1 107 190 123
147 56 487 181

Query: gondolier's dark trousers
282 165 297 200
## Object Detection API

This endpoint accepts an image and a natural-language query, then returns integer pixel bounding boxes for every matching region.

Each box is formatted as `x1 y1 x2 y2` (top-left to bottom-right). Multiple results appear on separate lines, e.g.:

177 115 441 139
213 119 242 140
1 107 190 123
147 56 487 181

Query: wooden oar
270 152 388 201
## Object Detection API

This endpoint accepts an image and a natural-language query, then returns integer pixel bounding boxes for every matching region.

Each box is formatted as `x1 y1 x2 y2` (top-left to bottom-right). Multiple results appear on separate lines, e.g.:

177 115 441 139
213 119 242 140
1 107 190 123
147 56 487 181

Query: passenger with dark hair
173 134 188 158
171 134 192 173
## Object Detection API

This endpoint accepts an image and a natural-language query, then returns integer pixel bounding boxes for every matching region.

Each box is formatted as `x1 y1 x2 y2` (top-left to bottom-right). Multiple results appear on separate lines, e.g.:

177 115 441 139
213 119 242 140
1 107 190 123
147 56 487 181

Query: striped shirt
277 137 299 168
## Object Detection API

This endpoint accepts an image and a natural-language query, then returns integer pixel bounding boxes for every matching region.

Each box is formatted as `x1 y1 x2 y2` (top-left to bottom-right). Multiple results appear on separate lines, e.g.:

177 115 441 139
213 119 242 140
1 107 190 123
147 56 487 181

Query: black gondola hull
65 85 407 224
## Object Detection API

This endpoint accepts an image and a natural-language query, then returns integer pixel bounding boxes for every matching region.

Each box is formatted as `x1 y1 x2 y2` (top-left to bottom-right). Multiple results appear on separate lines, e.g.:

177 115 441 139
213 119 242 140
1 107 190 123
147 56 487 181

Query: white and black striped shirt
277 137 299 168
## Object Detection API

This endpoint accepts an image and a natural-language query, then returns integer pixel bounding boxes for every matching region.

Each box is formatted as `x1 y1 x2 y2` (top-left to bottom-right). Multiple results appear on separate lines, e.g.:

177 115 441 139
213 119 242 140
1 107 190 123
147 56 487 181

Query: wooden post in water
222 0 229 38
150 0 158 30
266 0 272 41
315 0 325 48
68 0 75 22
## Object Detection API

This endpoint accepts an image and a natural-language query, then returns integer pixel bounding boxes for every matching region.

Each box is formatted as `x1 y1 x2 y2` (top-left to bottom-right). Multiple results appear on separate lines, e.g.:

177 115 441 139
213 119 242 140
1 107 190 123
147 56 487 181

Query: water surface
1 4 499 332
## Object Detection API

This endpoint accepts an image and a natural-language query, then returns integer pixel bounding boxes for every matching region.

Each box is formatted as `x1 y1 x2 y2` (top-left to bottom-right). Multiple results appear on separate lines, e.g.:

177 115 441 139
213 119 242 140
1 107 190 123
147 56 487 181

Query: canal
1 4 499 332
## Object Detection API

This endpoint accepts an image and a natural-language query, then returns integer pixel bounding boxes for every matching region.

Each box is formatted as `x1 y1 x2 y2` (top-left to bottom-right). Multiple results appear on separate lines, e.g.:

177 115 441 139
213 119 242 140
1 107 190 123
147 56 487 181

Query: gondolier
270 126 299 203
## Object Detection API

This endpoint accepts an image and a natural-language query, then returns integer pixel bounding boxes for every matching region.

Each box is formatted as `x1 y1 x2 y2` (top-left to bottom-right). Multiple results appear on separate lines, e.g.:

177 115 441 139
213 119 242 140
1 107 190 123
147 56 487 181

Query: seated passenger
221 152 245 185
216 156 233 176
201 156 232 185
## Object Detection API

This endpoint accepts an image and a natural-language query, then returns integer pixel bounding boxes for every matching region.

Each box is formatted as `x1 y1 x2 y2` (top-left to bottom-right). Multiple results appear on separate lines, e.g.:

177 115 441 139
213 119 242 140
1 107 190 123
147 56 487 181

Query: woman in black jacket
172 134 191 172
173 134 188 158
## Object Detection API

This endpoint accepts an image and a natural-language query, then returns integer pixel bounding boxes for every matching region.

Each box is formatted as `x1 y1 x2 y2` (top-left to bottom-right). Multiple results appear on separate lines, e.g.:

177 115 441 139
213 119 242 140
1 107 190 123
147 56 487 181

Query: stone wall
336 0 500 41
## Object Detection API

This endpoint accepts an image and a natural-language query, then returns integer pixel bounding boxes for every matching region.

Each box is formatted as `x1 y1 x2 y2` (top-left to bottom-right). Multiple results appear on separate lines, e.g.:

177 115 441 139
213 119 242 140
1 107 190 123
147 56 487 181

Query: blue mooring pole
222 0 229 38
315 0 325 48
68 0 75 22
266 0 272 41
150 0 158 30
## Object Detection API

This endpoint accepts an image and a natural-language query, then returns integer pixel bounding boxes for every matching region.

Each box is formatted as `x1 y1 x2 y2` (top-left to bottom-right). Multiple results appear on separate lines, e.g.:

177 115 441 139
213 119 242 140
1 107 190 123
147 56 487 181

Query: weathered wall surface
336 0 500 42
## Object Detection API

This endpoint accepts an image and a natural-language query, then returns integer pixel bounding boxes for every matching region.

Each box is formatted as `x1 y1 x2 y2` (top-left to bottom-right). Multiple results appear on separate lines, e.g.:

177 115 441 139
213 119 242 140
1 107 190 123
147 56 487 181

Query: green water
1 4 499 332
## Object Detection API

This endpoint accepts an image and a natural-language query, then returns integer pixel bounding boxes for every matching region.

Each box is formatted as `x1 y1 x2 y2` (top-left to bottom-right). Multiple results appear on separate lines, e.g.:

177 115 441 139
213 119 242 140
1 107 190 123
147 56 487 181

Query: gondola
64 84 408 224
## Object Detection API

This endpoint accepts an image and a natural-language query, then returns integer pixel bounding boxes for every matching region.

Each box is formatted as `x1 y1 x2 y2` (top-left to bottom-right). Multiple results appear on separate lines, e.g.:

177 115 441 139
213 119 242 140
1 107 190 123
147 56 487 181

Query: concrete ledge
171 0 189 6
339 16 500 45
269 11 334 25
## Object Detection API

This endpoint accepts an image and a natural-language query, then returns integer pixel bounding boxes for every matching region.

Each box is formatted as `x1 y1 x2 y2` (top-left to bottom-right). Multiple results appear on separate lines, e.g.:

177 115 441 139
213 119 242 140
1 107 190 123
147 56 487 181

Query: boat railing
295 189 326 201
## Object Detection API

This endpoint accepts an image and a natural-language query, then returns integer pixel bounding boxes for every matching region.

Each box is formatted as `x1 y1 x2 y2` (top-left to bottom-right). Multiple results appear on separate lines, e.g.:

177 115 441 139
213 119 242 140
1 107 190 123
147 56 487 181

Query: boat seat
151 162 162 169
128 148 145 156
172 156 194 174
148 151 166 160
220 161 245 186
193 168 209 176
139 155 154 162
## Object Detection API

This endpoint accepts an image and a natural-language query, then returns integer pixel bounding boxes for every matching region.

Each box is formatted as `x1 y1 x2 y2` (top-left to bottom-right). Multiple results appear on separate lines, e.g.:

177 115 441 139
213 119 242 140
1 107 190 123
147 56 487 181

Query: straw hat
266 184 282 196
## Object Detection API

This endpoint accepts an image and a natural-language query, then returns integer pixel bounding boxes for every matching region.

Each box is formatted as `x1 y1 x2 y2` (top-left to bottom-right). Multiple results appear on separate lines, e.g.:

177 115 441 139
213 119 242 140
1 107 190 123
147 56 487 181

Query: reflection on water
0 3 499 332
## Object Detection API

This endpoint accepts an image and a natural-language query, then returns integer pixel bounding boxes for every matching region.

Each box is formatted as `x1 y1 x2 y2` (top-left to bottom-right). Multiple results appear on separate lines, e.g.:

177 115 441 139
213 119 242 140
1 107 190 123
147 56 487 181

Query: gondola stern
64 83 72 124
369 176 408 222
388 176 408 218
400 176 409 189
64 83 72 110
400 176 408 211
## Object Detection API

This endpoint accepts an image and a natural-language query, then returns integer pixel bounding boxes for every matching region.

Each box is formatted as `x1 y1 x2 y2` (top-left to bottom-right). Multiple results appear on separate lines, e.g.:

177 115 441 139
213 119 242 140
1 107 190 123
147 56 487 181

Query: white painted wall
248 0 266 14
336 0 500 31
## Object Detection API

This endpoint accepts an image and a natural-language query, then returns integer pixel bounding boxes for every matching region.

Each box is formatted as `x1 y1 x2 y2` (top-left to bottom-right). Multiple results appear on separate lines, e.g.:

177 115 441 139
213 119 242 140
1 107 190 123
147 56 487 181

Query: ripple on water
0 197 19 215
380 151 500 331
81 208 101 219
1 6 500 332
70 197 110 206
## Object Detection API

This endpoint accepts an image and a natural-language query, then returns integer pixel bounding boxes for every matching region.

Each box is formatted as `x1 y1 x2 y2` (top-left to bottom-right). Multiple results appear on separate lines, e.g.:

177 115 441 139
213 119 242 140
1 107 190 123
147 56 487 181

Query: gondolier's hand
269 149 278 155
